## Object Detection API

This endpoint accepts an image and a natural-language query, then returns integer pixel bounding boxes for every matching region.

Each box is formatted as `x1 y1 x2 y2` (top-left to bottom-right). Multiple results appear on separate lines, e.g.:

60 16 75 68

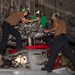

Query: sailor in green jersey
32 10 46 28
31 10 52 46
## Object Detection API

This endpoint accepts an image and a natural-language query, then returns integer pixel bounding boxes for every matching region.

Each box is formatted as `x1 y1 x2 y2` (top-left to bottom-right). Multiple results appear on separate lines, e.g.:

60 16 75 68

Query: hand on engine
43 29 50 33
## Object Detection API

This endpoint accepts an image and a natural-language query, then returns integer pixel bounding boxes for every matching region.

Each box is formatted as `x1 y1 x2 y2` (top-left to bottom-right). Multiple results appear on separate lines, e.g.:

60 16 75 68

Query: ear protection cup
51 12 60 18
55 13 59 18
55 12 60 18
20 6 29 12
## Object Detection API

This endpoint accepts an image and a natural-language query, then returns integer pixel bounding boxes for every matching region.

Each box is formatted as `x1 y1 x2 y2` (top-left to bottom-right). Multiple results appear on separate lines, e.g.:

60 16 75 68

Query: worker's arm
43 24 58 33
21 17 39 23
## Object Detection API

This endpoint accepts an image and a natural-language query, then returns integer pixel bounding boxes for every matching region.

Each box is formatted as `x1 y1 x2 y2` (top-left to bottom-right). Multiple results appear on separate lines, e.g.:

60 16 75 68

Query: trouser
42 35 52 46
0 21 22 54
46 34 75 69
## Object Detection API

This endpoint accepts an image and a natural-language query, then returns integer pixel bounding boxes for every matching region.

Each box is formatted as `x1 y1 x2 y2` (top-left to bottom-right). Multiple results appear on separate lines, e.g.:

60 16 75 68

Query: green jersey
31 15 47 28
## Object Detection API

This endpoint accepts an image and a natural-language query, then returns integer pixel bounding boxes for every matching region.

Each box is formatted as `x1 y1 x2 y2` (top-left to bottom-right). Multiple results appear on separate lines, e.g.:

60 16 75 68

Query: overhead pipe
40 0 43 6
54 0 57 12
60 0 62 6
1 0 3 13
44 2 75 16
31 0 75 16
1 0 8 13
10 0 14 7
34 0 38 7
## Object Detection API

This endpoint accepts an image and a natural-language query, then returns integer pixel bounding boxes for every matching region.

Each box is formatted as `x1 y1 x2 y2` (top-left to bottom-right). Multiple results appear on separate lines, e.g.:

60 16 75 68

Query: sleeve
31 15 37 20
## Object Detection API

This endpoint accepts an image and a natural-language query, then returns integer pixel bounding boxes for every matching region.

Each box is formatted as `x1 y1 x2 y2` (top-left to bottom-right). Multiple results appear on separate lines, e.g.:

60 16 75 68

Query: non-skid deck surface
0 67 73 75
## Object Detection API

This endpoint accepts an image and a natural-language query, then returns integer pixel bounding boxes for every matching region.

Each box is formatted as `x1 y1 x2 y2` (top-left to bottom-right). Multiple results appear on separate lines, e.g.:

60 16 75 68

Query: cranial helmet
20 6 29 12
55 12 60 18
51 12 60 18
35 10 43 15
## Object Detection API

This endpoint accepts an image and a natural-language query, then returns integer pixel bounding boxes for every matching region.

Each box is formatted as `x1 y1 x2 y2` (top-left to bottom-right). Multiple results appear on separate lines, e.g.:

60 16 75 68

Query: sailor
0 6 39 58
